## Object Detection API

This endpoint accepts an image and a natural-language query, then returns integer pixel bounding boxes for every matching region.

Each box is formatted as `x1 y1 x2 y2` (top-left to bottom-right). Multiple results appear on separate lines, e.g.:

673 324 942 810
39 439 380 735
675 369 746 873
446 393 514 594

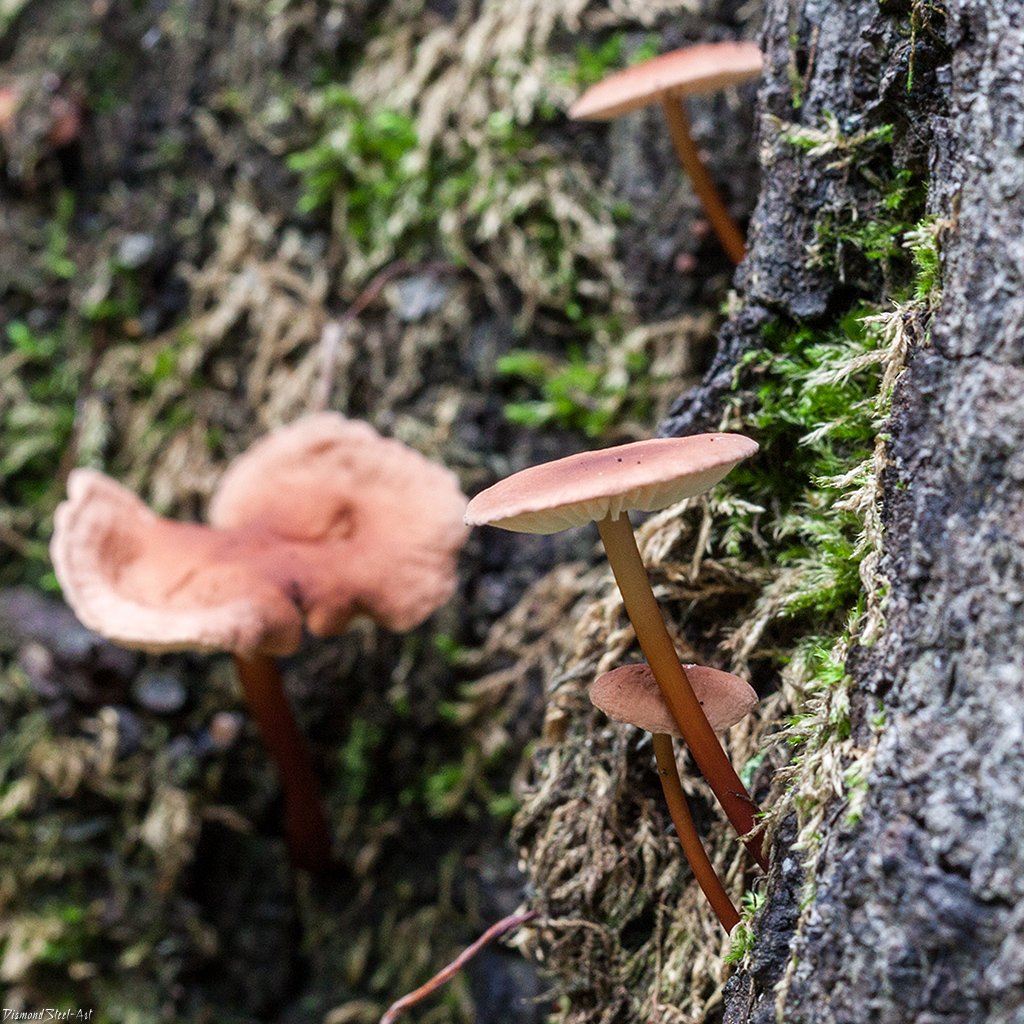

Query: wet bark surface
692 3 1024 1021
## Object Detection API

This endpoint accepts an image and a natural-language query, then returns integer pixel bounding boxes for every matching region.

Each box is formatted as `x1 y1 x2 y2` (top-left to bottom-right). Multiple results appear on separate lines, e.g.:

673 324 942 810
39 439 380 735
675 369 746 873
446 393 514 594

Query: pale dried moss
83 184 479 509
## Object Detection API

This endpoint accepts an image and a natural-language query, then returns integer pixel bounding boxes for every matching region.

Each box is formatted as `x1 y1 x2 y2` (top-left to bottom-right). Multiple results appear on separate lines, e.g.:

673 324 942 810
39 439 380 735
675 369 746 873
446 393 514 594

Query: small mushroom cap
590 662 757 735
464 433 757 535
51 470 305 656
209 413 469 634
570 41 763 121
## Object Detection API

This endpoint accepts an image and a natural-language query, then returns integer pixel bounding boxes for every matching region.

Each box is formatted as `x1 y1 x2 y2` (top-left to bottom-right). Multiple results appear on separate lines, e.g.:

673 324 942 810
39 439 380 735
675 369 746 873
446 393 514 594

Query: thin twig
379 909 538 1024
315 259 458 411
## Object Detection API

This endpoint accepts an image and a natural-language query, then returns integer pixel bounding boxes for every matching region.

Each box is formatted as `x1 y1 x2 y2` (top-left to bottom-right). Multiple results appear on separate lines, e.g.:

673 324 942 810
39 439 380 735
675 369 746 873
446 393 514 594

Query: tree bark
671 3 1024 1022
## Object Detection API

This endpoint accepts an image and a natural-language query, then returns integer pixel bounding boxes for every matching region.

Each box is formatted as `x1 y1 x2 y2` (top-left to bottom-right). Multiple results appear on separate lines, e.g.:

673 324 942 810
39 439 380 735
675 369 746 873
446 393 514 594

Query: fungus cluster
51 413 468 872
465 433 764 927
39 31 767 992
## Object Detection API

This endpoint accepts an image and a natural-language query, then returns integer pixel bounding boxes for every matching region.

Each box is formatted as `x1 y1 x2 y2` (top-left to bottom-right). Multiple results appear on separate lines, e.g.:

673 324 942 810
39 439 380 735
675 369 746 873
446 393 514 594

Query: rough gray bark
686 3 1024 1022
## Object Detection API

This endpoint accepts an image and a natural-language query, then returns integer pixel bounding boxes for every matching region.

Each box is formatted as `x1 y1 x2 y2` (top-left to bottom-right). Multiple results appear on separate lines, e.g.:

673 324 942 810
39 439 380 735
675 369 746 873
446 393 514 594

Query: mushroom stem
233 653 332 873
659 96 746 265
652 732 740 931
596 513 767 870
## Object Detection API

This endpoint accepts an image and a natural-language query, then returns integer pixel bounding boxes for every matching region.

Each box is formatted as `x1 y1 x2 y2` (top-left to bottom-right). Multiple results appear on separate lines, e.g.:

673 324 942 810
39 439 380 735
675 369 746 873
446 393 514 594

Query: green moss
814 166 925 270
286 80 600 321
284 34 636 388
716 111 941 843
497 345 638 437
905 214 943 301
337 719 386 804
288 88 423 226
724 889 766 964
0 319 79 587
722 303 890 630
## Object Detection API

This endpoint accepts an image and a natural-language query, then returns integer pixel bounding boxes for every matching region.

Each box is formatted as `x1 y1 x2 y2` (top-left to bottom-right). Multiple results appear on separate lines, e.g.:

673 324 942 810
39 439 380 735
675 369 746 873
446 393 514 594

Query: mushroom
51 414 469 873
590 662 758 931
208 414 469 637
464 434 767 869
570 41 763 265
590 661 757 736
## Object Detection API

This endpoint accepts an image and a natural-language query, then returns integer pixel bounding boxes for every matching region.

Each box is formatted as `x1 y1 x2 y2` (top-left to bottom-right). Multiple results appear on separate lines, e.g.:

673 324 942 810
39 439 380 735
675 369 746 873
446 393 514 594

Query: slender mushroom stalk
597 513 766 869
658 98 746 264
590 661 757 929
652 733 739 930
570 41 762 265
233 653 332 874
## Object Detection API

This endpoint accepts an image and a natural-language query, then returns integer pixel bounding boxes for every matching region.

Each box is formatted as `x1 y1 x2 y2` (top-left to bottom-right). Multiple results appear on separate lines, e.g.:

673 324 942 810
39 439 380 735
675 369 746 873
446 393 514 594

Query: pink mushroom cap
50 414 469 655
464 433 758 535
50 469 305 656
208 413 469 635
590 661 757 735
570 41 763 121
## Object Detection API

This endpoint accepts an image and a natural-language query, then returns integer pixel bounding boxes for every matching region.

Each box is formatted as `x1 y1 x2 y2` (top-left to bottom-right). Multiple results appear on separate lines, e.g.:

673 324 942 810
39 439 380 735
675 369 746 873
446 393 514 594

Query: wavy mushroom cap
465 433 757 535
209 413 469 635
50 470 305 656
570 41 763 121
590 661 757 735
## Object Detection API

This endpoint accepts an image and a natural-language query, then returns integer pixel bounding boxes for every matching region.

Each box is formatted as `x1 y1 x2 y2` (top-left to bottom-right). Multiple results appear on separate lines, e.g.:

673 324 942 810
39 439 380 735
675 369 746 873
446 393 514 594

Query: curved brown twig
380 910 539 1024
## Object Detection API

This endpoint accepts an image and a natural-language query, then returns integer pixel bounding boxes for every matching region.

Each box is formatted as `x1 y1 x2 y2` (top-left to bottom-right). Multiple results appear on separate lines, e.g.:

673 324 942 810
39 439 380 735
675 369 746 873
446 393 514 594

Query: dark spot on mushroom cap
326 503 355 540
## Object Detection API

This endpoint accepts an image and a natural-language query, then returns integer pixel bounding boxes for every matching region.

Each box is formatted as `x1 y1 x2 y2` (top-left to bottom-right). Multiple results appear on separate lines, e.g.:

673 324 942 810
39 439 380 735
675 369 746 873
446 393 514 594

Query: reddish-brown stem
380 910 539 1024
233 653 332 873
652 732 740 931
596 513 767 870
659 96 747 265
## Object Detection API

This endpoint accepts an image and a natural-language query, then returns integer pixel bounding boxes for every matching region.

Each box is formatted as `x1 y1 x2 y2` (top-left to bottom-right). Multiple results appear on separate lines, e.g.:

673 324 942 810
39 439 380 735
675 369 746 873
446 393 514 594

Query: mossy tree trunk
663 2 1024 1021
